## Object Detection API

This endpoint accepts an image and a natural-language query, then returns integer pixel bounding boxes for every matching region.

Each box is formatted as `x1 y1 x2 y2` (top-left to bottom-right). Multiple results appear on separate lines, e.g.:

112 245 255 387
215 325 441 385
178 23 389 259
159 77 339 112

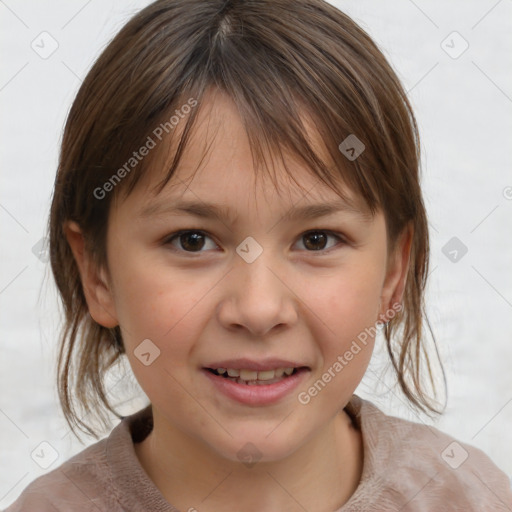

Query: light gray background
1 0 511 507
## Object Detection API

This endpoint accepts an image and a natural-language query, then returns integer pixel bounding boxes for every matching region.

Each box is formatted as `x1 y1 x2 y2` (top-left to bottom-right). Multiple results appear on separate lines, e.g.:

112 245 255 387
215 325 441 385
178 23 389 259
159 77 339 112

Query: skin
65 90 412 511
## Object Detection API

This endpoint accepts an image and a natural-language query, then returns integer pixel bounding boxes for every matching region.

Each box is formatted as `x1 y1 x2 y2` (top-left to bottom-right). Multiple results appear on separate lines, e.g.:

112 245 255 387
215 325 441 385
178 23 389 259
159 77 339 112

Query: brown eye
165 230 217 253
297 231 345 252
303 232 327 250
179 232 205 251
163 229 346 255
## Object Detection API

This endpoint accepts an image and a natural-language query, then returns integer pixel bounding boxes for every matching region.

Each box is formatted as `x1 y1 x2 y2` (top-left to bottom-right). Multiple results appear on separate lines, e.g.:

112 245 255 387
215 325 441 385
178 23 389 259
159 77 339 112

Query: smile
206 367 297 384
202 366 310 405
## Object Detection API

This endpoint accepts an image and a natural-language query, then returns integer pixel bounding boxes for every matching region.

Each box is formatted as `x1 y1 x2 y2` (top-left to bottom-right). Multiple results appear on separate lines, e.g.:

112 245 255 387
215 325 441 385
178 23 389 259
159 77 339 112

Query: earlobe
63 221 119 328
379 224 413 322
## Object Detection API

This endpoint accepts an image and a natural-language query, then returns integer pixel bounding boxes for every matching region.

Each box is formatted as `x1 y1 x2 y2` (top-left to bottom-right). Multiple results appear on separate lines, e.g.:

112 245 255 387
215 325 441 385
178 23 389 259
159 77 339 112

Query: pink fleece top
4 394 512 511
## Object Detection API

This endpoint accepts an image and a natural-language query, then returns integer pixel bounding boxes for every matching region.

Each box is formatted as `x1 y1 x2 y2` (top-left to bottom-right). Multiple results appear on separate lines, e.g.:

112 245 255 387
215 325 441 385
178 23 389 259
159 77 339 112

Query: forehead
113 89 373 222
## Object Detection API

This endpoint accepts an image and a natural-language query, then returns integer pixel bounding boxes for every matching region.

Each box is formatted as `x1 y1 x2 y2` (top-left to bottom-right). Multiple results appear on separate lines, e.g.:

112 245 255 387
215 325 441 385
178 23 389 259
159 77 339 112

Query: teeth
239 369 258 380
216 367 295 381
257 370 277 381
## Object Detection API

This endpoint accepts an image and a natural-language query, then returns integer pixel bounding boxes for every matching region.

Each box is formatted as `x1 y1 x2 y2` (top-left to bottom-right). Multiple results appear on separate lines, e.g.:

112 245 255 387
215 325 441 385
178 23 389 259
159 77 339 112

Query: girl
6 0 512 510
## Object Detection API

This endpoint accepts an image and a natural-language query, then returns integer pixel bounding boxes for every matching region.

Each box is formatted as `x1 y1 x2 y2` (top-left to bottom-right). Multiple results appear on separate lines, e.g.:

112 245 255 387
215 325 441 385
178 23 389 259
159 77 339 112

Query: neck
135 407 363 512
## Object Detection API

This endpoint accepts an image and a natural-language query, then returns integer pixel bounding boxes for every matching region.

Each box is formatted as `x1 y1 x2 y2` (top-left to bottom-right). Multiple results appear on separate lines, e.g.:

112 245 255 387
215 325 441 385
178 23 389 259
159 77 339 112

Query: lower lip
202 368 309 406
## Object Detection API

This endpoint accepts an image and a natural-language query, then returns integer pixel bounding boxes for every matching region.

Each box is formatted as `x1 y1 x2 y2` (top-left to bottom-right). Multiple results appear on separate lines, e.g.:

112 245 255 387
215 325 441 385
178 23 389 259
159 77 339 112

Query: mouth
201 358 311 405
204 366 307 385
202 364 310 406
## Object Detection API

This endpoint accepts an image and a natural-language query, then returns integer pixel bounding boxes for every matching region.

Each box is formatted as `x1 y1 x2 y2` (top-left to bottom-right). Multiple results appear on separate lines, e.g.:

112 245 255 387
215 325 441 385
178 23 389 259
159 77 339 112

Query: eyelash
162 229 348 255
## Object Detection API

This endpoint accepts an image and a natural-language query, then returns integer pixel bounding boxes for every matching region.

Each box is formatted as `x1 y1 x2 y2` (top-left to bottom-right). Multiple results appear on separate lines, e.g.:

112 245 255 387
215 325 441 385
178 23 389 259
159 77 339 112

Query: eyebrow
137 198 373 223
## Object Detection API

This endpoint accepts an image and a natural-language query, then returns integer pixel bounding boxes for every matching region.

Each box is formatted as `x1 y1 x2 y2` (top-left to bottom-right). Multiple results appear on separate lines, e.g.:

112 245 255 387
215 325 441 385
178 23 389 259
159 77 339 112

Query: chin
208 431 301 467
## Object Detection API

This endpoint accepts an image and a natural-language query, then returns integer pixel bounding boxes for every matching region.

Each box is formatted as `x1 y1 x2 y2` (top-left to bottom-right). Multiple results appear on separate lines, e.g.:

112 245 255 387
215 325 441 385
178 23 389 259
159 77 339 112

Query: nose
216 251 298 338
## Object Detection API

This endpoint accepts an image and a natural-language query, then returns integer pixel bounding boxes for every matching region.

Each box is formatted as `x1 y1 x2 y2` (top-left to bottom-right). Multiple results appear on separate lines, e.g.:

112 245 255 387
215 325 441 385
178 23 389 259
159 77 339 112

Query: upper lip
203 358 309 371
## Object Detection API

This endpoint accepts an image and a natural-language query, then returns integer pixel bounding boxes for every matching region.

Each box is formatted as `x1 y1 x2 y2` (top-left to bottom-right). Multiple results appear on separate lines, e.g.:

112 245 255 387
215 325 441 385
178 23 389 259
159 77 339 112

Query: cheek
304 262 383 338
112 260 215 408
110 253 212 349
296 260 384 394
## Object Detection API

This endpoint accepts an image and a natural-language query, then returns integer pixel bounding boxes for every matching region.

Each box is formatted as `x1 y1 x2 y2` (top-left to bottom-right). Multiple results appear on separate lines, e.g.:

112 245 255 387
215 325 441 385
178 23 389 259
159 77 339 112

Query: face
68 90 410 464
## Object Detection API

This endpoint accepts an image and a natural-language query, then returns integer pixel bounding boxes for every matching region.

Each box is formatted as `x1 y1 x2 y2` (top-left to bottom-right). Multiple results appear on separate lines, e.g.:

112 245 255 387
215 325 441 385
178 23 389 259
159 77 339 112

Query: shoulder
348 395 512 511
3 436 117 512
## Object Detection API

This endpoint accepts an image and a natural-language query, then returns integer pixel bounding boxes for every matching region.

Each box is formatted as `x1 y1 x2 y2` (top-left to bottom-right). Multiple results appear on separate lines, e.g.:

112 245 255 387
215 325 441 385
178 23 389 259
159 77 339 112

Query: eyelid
162 229 218 253
297 230 347 250
162 228 348 254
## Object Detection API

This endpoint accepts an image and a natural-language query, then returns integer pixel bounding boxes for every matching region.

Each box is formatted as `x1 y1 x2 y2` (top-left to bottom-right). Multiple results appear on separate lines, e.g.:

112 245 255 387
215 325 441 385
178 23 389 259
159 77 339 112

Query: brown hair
48 0 447 440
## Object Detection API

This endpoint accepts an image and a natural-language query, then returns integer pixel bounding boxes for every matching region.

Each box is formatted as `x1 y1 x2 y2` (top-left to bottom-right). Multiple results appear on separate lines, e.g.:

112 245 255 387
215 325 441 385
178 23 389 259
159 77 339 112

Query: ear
378 223 413 322
63 220 119 328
